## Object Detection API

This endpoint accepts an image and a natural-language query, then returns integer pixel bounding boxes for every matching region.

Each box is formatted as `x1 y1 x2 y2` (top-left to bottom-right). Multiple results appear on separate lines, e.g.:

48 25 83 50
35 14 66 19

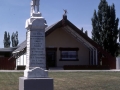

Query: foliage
3 31 11 48
3 31 7 47
7 32 11 47
15 31 19 46
11 31 19 47
81 27 83 32
91 0 120 56
85 30 88 36
81 27 88 36
11 32 15 47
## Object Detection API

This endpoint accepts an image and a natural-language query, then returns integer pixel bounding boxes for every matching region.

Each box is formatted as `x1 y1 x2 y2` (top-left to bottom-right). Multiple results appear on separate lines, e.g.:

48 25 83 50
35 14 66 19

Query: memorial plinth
19 1 54 89
24 13 48 78
24 14 48 78
19 77 53 90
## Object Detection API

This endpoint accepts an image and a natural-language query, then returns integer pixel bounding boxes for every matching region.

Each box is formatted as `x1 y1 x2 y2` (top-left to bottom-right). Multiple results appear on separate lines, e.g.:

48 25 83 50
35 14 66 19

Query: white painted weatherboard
16 54 27 66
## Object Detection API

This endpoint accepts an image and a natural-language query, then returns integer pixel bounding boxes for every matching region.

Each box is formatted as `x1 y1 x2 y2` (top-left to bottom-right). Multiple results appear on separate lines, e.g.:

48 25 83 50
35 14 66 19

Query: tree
7 32 11 47
3 31 7 48
81 27 88 36
91 0 119 57
81 27 83 32
11 31 19 47
14 31 19 46
11 32 15 47
85 30 88 36
3 31 11 48
119 29 120 42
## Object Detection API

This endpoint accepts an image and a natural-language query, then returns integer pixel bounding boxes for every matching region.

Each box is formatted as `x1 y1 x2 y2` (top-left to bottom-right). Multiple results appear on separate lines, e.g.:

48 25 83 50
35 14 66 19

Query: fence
102 57 116 69
0 57 16 70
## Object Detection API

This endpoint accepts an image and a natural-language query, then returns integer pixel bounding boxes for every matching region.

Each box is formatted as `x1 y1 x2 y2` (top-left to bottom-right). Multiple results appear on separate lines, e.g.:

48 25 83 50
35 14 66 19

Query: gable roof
13 40 26 53
12 16 114 58
44 17 113 58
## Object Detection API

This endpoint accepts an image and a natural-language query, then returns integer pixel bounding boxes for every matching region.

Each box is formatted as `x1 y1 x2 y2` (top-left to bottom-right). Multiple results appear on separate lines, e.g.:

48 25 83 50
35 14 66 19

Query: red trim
59 59 79 61
46 48 57 51
59 47 79 51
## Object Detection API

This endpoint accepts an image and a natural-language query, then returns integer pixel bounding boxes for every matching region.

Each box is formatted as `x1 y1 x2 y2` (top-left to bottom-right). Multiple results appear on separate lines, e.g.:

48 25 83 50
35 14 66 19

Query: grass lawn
0 72 120 90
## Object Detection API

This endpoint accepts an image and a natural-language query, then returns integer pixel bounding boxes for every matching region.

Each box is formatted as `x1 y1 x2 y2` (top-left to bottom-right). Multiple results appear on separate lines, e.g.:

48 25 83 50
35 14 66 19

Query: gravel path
0 69 120 72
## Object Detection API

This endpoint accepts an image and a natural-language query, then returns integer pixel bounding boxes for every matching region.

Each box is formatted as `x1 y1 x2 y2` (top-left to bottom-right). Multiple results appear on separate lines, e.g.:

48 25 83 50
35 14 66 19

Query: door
46 51 56 67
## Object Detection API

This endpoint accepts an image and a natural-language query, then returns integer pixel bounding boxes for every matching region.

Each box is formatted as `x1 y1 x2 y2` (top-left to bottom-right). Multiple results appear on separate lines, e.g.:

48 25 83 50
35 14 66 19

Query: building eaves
12 40 26 53
0 47 17 52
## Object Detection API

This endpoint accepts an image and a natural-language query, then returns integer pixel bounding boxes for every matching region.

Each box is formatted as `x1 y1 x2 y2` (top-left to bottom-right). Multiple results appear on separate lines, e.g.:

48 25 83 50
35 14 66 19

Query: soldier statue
31 0 40 16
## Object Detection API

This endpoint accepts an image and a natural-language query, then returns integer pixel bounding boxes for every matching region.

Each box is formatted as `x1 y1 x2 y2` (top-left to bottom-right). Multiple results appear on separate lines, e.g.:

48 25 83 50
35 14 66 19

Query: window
59 48 79 61
0 55 4 57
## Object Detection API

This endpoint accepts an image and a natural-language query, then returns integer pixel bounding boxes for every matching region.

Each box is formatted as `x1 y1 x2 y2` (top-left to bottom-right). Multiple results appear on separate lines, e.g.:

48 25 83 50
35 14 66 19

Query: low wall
0 57 16 70
63 65 110 70
102 57 116 69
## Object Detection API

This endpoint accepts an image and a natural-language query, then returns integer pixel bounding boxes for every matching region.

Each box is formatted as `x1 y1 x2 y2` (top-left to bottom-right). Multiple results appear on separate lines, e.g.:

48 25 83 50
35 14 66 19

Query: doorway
46 51 56 67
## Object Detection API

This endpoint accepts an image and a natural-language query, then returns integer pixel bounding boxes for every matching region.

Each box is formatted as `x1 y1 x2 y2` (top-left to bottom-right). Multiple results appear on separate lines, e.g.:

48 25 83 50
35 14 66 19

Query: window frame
59 47 79 61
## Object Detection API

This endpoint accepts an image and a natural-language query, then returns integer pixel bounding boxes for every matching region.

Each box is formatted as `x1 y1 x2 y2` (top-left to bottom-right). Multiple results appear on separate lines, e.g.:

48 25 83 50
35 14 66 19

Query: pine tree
15 31 19 46
11 32 15 47
81 27 83 32
7 32 11 47
3 31 11 48
91 0 119 57
11 31 19 47
85 30 88 36
3 31 7 48
81 27 88 36
119 28 120 42
91 10 101 45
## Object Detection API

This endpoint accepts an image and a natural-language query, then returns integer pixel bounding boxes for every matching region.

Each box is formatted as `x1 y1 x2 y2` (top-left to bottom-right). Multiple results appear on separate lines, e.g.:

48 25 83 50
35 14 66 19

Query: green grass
0 72 120 90
0 72 23 90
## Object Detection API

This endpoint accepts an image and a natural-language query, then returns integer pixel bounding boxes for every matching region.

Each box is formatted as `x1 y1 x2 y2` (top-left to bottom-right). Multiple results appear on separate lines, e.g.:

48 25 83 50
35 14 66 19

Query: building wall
16 54 26 66
16 28 89 67
46 28 89 67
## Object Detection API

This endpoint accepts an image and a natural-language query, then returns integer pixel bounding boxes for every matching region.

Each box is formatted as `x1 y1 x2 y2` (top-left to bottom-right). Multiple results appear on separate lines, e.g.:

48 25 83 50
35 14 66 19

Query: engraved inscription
29 30 45 67
31 31 45 37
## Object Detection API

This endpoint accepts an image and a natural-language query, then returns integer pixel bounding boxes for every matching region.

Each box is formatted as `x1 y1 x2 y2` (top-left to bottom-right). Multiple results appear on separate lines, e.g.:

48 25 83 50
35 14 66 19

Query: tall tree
3 31 11 48
11 31 19 47
85 30 88 36
11 32 15 47
91 0 119 57
7 32 11 47
119 28 120 42
3 31 7 48
81 27 83 32
14 31 19 46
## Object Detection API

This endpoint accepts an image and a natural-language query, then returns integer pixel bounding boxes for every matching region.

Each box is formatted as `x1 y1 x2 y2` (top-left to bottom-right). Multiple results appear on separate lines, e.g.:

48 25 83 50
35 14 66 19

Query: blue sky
0 0 119 48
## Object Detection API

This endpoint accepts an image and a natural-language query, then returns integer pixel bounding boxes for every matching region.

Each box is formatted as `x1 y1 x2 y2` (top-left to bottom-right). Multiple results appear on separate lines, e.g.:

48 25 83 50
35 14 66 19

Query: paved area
0 70 24 72
0 69 120 72
49 69 120 72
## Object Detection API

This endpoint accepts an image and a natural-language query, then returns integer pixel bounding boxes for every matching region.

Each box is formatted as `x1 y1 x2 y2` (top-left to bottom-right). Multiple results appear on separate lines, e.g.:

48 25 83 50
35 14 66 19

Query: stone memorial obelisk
19 0 53 90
